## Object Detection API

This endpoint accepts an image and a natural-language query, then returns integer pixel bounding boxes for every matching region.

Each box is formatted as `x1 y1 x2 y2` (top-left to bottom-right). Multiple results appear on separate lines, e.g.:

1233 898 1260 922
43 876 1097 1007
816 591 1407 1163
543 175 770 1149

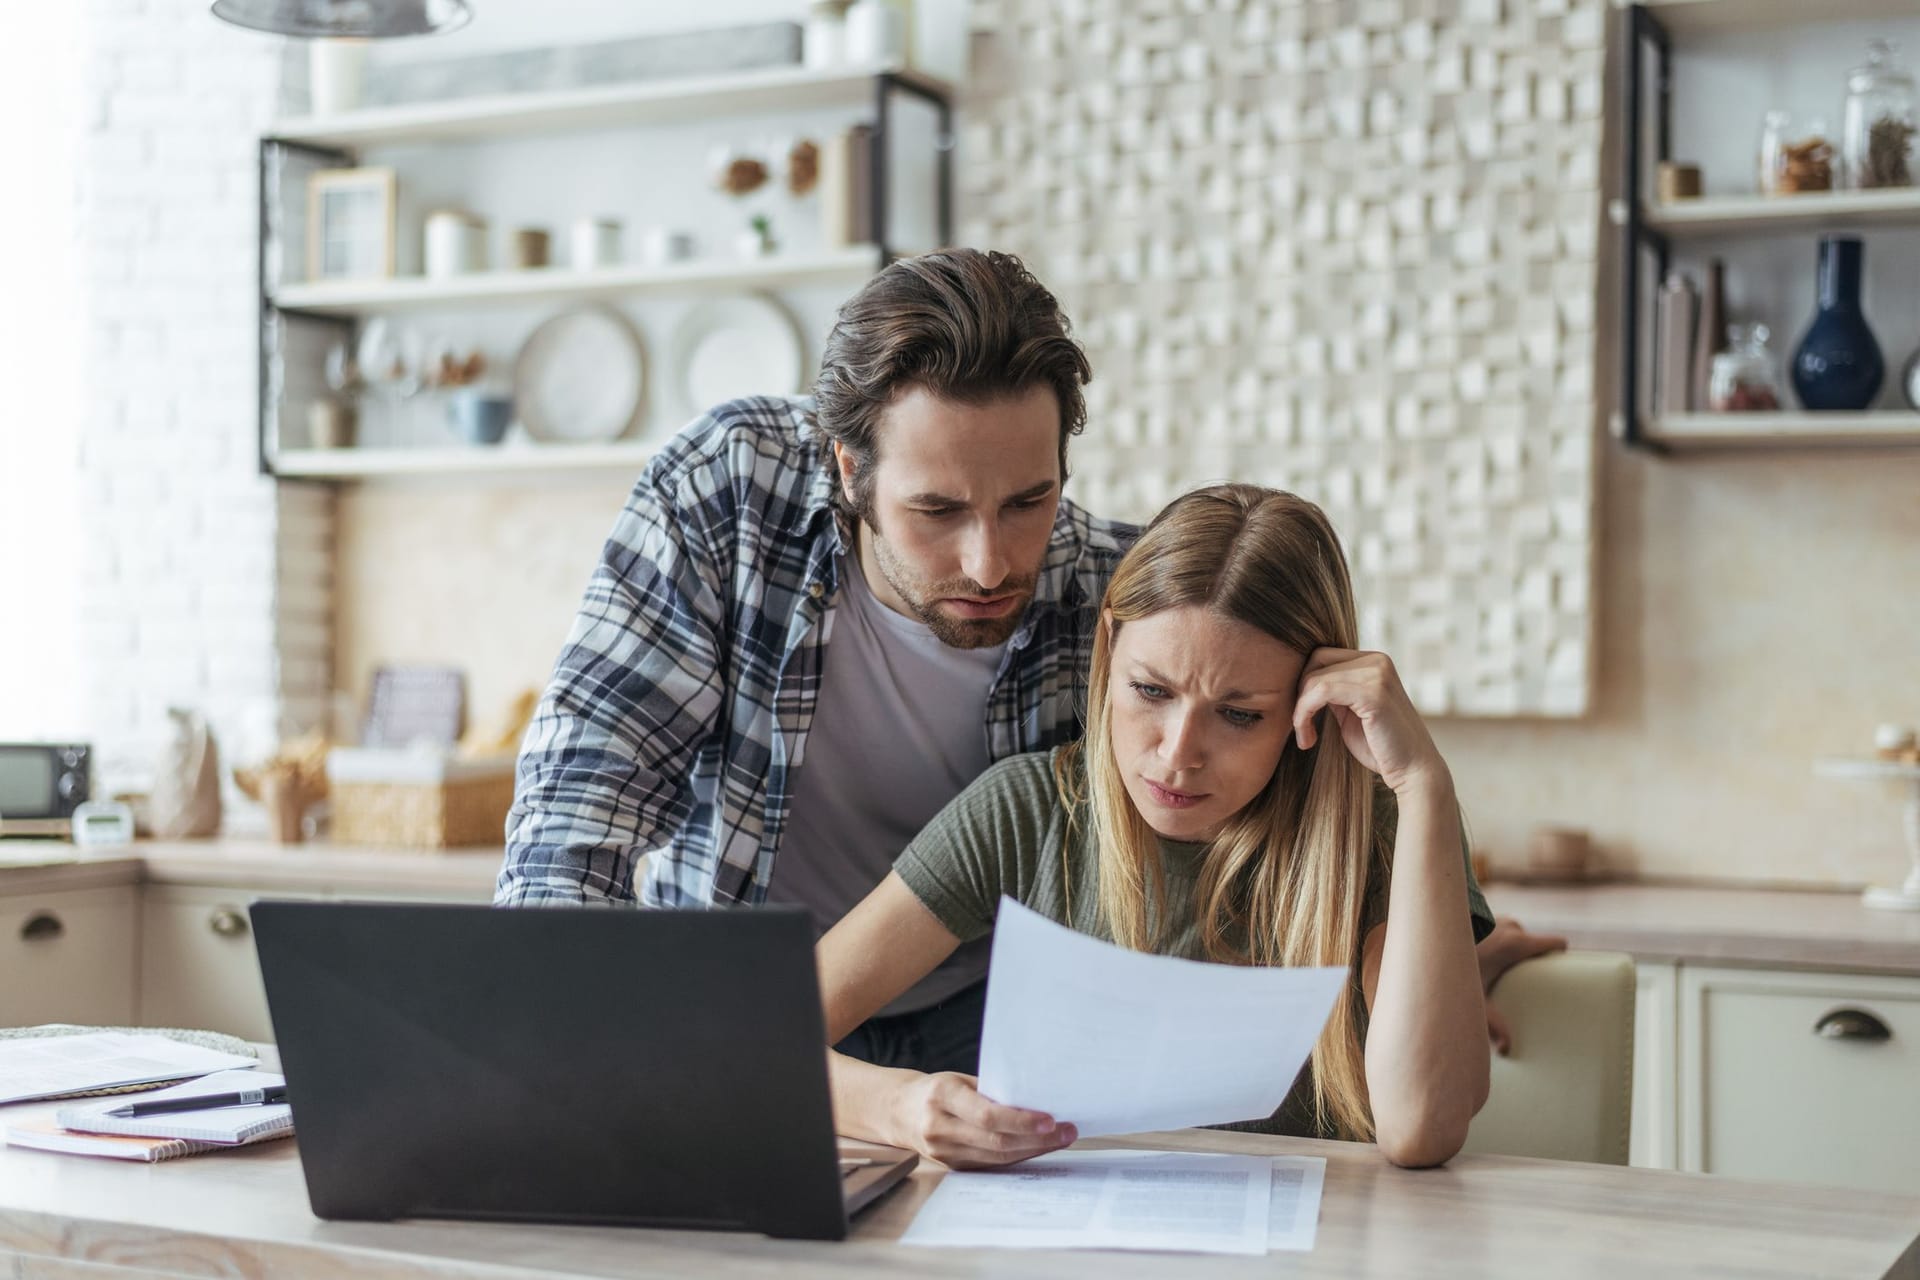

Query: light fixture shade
210 0 472 38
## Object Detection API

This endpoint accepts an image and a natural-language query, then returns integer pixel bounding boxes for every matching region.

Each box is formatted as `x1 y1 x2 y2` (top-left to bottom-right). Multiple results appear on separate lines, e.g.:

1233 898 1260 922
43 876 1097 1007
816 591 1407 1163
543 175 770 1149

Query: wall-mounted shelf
1640 413 1920 450
258 62 955 480
268 63 954 149
273 248 884 317
1625 0 1920 38
1639 190 1920 237
1614 4 1920 452
272 441 656 480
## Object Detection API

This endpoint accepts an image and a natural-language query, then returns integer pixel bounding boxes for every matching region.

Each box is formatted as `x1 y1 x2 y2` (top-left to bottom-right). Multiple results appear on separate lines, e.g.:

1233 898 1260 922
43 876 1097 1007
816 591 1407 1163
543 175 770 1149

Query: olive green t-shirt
892 746 1495 1138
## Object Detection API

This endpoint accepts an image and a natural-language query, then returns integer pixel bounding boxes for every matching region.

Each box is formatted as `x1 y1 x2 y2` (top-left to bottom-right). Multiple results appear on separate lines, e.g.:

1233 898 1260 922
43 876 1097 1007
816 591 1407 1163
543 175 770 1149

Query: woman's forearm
1364 772 1490 1166
827 1048 919 1147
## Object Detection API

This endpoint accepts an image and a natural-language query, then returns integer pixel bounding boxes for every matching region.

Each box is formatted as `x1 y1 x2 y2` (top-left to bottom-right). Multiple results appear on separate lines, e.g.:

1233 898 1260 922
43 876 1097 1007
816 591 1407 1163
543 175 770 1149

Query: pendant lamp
210 0 472 38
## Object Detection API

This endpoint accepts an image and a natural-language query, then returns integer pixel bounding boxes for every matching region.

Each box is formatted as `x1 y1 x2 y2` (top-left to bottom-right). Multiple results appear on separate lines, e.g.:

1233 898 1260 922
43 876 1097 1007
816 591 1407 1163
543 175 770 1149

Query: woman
817 484 1495 1169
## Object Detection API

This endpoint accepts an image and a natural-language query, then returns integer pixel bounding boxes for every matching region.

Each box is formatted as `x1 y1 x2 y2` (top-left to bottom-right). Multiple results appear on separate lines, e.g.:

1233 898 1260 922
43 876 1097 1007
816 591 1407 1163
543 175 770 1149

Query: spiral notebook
4 1119 219 1162
54 1071 293 1145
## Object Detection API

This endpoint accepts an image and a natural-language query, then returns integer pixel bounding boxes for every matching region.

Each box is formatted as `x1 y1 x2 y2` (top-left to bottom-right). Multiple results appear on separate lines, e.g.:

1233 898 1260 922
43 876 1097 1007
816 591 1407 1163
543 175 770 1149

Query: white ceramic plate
668 294 806 419
512 307 647 443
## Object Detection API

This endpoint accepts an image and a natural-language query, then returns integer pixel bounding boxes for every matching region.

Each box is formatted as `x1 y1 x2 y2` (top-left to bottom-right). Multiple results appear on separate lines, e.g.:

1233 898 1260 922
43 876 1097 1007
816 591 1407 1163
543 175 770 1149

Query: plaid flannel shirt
495 395 1137 909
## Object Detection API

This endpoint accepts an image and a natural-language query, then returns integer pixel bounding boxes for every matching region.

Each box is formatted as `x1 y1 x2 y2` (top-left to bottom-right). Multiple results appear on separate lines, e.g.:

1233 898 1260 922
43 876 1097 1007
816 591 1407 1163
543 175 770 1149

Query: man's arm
495 467 729 906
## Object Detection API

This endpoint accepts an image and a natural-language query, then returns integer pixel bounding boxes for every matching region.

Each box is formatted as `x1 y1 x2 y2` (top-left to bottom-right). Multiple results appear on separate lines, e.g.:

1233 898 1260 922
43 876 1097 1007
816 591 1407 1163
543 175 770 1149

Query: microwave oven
0 742 91 838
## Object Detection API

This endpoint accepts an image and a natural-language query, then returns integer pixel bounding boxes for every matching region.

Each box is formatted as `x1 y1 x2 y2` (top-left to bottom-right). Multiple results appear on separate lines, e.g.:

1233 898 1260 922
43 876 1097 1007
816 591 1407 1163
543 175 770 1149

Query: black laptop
249 901 916 1241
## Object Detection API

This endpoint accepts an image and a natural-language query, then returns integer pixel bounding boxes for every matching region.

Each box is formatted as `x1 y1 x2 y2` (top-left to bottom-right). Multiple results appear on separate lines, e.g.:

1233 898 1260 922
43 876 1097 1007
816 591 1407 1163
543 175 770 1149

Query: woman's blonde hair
1055 483 1383 1140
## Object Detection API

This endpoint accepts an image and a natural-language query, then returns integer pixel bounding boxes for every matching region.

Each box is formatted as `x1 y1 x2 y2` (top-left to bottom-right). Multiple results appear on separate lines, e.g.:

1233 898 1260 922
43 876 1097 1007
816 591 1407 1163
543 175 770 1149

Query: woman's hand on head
1291 648 1448 796
892 1072 1077 1169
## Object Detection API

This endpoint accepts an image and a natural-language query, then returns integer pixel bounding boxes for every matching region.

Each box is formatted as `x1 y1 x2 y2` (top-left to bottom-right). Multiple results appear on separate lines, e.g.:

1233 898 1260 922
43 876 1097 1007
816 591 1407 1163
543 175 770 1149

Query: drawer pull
208 908 249 939
1814 1008 1892 1043
19 913 64 942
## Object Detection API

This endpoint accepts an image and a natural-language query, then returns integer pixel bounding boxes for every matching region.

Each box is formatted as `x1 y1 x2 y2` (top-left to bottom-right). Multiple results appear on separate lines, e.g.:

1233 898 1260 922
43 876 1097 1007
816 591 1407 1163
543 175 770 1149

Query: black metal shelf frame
255 72 956 478
1618 3 1674 453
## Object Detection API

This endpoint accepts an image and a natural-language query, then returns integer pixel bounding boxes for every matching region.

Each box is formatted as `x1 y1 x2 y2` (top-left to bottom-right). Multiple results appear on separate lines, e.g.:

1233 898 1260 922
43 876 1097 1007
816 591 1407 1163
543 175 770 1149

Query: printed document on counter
0 1032 258 1106
977 898 1348 1136
1087 1149 1329 1252
902 1151 1276 1254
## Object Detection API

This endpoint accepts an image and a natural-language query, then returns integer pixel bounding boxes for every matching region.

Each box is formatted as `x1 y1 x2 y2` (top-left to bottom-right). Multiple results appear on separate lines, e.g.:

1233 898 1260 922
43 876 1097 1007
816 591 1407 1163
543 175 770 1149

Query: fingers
1292 651 1405 750
1516 931 1569 960
940 1075 1059 1139
916 1074 1077 1168
1486 1003 1512 1057
1300 646 1363 675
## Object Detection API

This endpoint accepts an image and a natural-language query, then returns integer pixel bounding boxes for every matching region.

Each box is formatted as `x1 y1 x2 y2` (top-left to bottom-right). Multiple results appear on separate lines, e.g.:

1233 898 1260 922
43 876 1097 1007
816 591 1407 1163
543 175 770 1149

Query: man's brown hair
811 248 1091 527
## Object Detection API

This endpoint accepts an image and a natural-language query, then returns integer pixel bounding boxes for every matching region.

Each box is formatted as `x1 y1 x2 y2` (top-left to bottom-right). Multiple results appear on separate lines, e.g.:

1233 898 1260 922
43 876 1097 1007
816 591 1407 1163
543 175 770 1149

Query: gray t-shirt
894 747 1495 1136
770 552 1008 1014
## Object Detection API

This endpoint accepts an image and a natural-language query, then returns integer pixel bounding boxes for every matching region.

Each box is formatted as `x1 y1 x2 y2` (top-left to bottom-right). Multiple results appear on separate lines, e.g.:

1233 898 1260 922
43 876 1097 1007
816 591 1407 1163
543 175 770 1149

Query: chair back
1461 950 1636 1165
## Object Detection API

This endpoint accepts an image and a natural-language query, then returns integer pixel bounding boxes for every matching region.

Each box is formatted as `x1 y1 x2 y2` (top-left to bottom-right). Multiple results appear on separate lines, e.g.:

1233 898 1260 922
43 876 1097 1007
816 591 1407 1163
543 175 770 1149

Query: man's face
841 384 1062 649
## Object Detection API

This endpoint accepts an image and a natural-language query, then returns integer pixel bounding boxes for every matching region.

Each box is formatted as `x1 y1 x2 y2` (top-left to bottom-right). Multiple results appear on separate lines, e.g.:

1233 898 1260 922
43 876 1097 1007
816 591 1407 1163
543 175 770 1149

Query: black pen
103 1085 288 1118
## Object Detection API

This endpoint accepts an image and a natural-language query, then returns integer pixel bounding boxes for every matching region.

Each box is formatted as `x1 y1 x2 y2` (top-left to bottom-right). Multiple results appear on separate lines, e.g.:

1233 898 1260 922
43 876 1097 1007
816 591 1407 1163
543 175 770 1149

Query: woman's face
1107 605 1306 842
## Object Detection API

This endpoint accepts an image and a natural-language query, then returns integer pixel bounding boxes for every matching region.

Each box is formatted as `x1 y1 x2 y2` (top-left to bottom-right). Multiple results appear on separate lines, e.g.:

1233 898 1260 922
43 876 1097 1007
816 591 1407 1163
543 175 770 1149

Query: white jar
308 38 368 116
570 217 622 270
804 4 846 70
641 228 697 266
844 0 906 68
423 209 487 278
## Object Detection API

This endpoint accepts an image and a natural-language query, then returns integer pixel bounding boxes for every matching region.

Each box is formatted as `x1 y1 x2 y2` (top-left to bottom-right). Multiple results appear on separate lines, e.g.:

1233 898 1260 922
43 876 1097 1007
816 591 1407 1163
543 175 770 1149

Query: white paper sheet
1083 1150 1328 1251
0 1033 258 1106
902 1150 1273 1254
977 898 1349 1136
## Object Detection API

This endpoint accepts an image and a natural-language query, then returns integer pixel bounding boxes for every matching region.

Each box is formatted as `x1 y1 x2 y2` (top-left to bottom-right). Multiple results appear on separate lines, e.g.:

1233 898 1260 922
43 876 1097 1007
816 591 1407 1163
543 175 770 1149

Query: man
496 248 1555 1074
498 250 1120 1074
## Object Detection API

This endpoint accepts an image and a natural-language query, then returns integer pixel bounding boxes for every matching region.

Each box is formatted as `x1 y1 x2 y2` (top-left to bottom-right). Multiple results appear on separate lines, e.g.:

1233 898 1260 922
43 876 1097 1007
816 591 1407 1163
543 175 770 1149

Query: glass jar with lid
1708 324 1784 412
1758 110 1835 194
1843 38 1916 189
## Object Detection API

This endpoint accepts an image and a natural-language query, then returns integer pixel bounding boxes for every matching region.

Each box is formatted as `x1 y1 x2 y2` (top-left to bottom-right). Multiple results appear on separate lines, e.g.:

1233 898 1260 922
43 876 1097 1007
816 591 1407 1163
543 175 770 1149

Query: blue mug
447 391 514 445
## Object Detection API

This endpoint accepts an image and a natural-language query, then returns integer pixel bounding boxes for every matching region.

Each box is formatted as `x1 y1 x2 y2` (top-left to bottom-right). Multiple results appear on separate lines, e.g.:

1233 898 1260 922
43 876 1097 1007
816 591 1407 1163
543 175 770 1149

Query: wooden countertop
4 841 1918 975
0 1120 1912 1278
0 838 503 896
1484 881 1920 976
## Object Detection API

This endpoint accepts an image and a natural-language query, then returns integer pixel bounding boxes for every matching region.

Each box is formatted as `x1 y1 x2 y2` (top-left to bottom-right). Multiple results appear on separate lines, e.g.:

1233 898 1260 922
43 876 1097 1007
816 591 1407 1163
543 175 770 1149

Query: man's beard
865 530 1037 650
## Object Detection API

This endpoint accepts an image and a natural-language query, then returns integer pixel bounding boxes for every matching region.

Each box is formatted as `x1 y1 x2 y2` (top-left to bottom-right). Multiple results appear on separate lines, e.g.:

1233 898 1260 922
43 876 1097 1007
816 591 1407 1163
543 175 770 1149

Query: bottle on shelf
1842 38 1916 190
1707 324 1783 412
1690 258 1726 410
1791 235 1884 411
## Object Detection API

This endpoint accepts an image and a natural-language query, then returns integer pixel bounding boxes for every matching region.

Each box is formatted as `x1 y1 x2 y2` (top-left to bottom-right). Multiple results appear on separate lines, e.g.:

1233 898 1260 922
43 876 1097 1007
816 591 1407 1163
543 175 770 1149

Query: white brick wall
80 0 335 816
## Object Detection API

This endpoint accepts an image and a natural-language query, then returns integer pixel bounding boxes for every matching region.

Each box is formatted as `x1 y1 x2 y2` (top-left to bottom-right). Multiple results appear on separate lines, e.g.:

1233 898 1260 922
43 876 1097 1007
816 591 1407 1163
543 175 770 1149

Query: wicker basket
327 749 516 850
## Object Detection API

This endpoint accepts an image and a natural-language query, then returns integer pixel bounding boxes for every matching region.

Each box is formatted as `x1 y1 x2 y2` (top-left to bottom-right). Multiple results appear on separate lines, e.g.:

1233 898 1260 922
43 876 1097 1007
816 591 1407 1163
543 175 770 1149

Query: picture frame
306 166 397 282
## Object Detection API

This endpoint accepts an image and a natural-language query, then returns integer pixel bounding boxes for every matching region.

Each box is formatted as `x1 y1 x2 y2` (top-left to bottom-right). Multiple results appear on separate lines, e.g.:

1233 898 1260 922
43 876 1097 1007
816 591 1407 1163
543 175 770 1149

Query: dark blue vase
1792 236 1883 411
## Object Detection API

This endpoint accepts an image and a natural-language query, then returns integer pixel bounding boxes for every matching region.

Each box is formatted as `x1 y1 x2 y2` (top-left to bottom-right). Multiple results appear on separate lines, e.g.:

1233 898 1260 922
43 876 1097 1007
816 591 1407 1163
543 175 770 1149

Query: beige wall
332 479 635 735
1436 444 1920 890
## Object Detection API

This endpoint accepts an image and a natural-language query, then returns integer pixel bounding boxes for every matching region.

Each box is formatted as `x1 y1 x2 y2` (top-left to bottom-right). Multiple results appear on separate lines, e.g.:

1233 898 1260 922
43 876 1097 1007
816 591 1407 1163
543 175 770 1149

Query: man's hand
1479 917 1568 1056
892 1071 1078 1169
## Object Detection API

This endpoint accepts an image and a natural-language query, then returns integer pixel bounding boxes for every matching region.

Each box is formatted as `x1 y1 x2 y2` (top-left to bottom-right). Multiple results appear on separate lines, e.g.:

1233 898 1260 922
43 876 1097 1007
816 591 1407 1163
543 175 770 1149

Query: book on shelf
822 123 875 250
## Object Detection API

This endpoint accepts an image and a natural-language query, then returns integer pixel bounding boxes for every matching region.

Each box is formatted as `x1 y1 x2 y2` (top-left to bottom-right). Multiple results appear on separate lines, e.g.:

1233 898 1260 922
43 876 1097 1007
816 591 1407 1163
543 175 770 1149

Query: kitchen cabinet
0 885 137 1028
1679 964 1920 1193
1629 960 1679 1170
137 879 492 1043
136 884 311 1043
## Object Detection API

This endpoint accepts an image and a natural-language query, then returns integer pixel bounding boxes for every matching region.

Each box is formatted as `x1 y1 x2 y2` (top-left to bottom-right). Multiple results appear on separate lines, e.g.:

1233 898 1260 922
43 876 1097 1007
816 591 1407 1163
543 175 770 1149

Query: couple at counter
495 249 1563 1170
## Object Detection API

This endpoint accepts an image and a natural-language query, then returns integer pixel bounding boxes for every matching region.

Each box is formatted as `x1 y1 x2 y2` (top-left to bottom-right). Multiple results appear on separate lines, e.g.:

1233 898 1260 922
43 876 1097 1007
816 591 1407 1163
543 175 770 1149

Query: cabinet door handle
1814 1008 1892 1042
19 912 64 942
208 907 249 939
